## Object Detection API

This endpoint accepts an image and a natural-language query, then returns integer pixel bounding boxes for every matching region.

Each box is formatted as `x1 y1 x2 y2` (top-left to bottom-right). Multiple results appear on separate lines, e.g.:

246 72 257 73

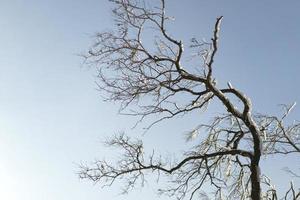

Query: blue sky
0 0 299 199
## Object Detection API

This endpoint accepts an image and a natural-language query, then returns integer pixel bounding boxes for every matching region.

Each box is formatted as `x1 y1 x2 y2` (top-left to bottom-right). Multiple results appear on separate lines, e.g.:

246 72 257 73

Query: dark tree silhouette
79 0 300 199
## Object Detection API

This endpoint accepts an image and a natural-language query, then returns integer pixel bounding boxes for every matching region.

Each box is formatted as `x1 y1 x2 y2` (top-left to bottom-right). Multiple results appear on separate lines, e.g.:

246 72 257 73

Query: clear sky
0 0 299 199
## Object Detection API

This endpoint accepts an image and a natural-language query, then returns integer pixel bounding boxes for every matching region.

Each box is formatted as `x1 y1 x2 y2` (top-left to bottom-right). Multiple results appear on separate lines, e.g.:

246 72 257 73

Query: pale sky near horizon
0 0 300 199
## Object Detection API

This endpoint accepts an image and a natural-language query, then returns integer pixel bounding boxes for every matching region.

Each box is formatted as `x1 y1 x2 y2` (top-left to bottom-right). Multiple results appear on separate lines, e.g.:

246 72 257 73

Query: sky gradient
0 0 299 199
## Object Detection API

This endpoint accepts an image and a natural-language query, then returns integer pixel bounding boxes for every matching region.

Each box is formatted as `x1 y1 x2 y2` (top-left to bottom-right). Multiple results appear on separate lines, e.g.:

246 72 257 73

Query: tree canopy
79 1 300 199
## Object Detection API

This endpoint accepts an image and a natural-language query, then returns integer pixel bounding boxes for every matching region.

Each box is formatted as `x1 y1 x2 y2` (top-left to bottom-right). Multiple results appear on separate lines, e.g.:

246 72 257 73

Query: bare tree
79 0 300 199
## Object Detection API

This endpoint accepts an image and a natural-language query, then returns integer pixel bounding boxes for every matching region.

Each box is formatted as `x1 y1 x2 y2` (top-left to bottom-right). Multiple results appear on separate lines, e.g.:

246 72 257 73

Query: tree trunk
250 160 261 200
245 116 262 200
